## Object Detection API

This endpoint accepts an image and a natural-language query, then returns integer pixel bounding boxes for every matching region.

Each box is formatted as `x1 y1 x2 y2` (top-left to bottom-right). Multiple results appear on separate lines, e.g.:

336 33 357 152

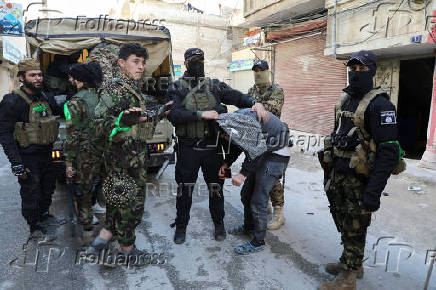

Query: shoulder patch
381 111 397 125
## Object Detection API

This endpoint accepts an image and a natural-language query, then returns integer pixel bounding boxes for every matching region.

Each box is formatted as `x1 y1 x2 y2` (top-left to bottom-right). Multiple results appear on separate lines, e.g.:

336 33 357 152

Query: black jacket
167 74 255 125
333 87 399 212
0 88 60 167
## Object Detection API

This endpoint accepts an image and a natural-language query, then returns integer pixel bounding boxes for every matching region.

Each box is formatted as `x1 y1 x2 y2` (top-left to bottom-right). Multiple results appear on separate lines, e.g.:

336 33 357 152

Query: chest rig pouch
110 81 154 143
13 89 59 148
327 89 406 177
175 79 217 139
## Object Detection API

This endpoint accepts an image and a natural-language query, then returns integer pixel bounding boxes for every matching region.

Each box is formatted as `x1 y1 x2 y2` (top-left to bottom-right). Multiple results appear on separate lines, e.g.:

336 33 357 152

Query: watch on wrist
12 165 26 176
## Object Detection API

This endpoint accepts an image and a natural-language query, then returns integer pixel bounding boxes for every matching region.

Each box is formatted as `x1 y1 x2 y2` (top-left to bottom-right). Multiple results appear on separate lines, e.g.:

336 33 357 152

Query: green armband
109 111 132 142
63 101 71 121
379 140 405 161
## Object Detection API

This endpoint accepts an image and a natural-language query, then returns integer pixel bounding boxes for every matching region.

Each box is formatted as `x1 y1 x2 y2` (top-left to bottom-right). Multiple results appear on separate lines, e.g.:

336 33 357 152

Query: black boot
174 226 186 244
214 223 226 241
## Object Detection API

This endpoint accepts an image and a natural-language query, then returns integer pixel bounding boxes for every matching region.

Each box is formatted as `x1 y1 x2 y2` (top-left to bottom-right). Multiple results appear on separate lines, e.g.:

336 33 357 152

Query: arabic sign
2 36 23 63
0 2 23 36
229 59 254 72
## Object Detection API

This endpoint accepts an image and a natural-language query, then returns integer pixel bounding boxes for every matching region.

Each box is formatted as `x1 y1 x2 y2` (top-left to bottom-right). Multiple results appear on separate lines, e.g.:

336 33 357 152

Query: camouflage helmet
102 172 137 208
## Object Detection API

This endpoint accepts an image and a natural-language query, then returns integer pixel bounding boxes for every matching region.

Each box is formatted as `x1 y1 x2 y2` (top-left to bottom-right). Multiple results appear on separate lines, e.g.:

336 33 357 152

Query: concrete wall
242 0 324 27
127 0 232 82
374 58 400 107
325 0 436 58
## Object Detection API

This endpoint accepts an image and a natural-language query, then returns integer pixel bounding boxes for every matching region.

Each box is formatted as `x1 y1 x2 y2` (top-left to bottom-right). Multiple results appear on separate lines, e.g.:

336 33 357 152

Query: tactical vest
174 79 217 139
109 80 155 143
324 89 405 176
13 89 59 148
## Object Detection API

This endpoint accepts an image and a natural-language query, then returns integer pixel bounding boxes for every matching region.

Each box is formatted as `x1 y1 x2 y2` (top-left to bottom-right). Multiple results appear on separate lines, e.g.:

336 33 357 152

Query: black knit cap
69 62 103 87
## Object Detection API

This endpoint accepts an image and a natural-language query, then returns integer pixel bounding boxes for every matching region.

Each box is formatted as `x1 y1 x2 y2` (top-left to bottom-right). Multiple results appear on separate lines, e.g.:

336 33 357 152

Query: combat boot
29 225 56 243
267 200 273 214
325 262 364 279
214 223 226 241
174 226 186 244
267 206 285 230
319 270 357 290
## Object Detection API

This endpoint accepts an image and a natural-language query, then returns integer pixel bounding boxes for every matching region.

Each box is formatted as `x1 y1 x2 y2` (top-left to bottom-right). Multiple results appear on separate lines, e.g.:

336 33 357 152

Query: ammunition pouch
14 117 59 148
175 120 212 140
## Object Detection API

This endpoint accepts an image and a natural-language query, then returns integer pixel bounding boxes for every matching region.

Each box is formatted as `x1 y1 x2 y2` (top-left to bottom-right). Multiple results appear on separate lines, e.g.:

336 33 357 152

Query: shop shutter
275 34 347 135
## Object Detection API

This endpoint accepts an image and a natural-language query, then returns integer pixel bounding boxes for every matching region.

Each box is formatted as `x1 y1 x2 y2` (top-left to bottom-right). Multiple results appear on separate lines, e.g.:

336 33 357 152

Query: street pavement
0 150 435 290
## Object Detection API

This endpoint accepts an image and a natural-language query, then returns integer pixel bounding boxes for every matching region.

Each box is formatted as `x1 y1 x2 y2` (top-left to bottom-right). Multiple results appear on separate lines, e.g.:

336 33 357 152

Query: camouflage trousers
104 166 147 247
74 151 101 226
325 171 372 270
270 179 284 207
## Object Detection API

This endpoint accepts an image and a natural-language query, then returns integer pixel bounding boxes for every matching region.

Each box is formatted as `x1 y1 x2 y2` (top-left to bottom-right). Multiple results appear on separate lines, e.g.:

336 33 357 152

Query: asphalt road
0 150 435 290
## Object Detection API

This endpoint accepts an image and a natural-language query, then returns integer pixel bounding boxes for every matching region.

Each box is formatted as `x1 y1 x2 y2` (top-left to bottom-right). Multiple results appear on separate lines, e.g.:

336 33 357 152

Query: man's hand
122 107 144 124
232 173 246 186
218 163 228 179
164 100 173 116
201 110 219 120
251 103 269 123
18 168 31 180
66 166 75 178
361 209 372 215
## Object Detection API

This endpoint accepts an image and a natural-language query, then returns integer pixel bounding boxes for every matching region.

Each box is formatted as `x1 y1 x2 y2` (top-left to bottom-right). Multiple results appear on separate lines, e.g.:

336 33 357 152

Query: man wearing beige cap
0 58 62 241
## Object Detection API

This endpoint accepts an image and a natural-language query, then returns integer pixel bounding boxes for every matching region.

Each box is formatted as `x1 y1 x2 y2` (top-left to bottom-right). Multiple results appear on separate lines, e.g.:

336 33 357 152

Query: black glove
360 193 380 212
12 164 26 176
120 111 141 127
213 104 228 114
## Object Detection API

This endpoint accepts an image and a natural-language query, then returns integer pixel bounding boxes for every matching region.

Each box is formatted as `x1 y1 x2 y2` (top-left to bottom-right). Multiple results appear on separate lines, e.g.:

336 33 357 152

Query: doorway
398 57 434 159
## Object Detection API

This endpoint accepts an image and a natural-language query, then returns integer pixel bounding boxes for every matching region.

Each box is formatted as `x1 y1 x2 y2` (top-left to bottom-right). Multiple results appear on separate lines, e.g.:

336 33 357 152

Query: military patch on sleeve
381 111 397 125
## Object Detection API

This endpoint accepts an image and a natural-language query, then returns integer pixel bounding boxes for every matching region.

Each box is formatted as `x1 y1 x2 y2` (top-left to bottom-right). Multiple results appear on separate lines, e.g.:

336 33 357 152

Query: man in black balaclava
319 50 402 289
167 48 268 244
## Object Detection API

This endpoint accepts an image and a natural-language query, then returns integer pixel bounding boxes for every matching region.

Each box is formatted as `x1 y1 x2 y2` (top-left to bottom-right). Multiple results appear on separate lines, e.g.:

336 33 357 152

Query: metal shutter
275 34 347 135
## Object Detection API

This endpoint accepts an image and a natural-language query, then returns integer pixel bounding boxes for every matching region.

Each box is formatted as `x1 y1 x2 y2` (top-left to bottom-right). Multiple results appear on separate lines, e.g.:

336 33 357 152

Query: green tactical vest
109 80 155 143
175 79 217 139
13 89 59 148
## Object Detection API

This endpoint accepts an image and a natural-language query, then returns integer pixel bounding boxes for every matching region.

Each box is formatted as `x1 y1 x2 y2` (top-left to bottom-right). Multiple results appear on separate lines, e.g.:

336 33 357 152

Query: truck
24 17 176 179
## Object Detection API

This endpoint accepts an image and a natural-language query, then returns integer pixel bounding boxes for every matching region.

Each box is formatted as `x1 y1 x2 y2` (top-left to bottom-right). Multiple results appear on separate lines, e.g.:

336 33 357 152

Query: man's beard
23 80 42 93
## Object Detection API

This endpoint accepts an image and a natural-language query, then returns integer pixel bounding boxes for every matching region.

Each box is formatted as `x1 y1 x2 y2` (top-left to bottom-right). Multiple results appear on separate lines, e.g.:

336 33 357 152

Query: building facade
116 0 233 82
232 0 346 138
325 0 436 168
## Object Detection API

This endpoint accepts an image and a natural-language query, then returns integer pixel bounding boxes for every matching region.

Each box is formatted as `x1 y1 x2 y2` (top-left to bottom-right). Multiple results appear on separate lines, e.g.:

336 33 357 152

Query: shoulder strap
335 92 349 122
13 89 33 106
116 81 143 102
353 88 386 139
180 79 203 107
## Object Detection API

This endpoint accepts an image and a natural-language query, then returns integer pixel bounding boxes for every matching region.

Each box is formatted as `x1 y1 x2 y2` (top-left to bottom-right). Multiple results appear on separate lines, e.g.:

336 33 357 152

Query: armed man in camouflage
319 51 403 290
64 61 103 233
248 60 286 230
86 43 170 263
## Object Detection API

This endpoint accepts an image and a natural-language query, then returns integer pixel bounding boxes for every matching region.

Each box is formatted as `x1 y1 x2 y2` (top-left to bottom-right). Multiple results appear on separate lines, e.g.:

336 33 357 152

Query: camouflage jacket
248 83 284 118
64 88 99 167
94 70 163 170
